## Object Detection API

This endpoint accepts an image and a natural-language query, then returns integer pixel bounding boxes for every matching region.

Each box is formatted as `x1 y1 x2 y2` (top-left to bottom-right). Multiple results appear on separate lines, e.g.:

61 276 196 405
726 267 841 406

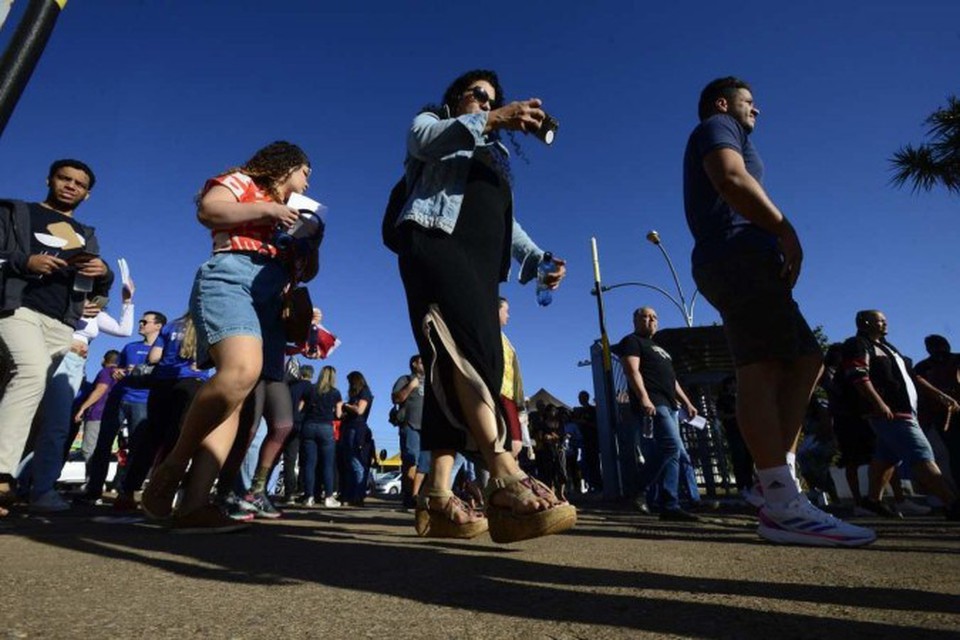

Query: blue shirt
152 320 208 381
117 340 152 404
683 114 778 267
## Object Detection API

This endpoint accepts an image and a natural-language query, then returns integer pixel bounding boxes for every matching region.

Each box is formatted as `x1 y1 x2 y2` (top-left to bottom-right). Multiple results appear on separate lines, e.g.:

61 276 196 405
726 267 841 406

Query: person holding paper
0 159 110 515
142 141 313 533
616 306 701 522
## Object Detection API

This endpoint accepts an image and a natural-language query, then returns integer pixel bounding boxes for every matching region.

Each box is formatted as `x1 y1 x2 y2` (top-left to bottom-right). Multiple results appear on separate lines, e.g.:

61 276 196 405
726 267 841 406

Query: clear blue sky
1 1 957 453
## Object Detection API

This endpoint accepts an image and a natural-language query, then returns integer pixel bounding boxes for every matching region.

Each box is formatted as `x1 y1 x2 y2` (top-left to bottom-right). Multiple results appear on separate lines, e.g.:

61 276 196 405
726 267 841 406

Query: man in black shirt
617 307 700 521
0 159 110 509
842 310 960 519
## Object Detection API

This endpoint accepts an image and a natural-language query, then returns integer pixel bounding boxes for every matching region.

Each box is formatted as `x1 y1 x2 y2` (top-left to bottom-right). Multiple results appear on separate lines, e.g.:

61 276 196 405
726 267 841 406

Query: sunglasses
138 319 151 325
464 86 493 106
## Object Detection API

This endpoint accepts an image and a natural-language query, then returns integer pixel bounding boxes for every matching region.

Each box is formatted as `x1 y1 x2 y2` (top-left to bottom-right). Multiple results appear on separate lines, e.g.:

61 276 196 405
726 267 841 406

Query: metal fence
590 326 737 499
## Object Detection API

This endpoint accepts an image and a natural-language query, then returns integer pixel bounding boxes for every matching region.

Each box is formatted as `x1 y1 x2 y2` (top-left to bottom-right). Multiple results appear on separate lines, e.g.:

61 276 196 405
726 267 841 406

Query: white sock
785 451 803 491
757 465 801 507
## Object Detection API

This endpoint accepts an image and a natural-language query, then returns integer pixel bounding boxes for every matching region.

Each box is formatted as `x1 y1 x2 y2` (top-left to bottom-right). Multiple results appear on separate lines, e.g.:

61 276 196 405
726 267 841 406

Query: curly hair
220 141 310 203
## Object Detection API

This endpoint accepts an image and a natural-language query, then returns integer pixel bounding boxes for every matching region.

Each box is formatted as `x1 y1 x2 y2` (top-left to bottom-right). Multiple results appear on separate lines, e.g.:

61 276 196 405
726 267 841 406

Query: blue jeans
637 406 684 511
301 421 336 498
86 397 149 498
29 351 86 498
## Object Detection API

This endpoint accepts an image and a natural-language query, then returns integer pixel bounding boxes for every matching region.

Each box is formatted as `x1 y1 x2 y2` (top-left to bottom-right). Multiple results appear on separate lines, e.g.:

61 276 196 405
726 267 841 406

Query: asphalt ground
2 496 959 639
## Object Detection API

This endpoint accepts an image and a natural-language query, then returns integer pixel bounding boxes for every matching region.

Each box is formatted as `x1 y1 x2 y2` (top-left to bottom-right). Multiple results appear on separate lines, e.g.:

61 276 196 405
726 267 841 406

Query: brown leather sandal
485 473 577 544
414 489 488 539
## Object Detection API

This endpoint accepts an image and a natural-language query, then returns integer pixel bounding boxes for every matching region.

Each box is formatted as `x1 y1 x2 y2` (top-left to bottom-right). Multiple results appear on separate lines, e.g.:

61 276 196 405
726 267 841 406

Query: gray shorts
693 251 820 366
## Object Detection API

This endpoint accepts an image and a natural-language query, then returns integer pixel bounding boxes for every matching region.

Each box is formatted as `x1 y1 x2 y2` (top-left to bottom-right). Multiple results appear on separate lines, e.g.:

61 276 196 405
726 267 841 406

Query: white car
375 471 402 495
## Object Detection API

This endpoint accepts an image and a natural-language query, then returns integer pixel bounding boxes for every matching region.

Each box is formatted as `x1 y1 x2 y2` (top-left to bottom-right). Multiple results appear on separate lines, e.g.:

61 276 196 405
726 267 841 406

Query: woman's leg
300 423 319 498
143 336 262 517
250 380 293 495
319 424 336 499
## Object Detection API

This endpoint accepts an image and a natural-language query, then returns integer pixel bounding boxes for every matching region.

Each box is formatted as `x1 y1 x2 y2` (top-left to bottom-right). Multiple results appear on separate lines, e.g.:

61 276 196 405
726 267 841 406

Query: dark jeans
87 396 148 499
282 427 301 497
121 378 202 494
301 421 336 498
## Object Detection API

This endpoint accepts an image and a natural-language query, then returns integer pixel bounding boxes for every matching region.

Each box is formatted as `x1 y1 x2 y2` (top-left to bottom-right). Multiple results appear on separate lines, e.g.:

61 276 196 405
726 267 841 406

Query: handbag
281 286 313 345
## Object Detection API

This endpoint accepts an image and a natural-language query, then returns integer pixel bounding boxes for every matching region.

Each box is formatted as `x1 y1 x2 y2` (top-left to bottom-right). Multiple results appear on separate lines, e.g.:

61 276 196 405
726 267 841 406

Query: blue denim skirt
190 251 288 381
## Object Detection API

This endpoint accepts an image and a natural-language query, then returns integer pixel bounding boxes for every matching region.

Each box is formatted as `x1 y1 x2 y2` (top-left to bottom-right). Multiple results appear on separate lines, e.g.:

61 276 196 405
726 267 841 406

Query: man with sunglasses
82 310 166 503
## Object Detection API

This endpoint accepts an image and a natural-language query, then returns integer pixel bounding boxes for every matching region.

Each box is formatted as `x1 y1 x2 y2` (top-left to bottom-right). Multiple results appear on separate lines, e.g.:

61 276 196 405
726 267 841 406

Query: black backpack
381 162 424 254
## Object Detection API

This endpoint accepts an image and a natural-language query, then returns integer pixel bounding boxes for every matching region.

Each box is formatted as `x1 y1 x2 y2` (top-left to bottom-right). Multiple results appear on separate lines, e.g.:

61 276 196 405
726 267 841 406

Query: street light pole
645 230 697 327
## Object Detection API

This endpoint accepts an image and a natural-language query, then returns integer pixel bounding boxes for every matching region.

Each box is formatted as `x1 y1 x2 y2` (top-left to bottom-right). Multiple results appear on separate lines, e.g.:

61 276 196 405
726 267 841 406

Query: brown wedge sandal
414 489 489 539
485 473 577 544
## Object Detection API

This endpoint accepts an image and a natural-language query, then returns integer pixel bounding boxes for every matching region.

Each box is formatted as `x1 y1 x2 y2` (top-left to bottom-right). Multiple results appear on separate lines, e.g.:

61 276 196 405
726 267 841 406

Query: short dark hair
409 355 421 370
925 334 951 352
103 349 120 365
48 159 96 190
145 311 167 326
698 77 752 121
300 365 315 380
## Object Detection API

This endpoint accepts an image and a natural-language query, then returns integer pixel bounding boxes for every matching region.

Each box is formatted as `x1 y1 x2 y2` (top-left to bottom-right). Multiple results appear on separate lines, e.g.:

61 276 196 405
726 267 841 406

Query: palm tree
890 95 960 195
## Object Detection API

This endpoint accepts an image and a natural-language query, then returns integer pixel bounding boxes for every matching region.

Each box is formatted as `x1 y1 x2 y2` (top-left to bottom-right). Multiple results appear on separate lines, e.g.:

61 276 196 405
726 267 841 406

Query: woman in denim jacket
393 69 576 543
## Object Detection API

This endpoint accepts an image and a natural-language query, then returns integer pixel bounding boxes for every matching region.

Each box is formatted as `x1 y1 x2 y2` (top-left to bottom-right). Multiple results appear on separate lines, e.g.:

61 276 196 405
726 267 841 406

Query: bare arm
74 382 110 422
147 345 163 365
916 375 960 413
623 355 655 416
674 382 698 418
391 377 419 404
852 380 894 420
197 184 299 230
703 148 803 287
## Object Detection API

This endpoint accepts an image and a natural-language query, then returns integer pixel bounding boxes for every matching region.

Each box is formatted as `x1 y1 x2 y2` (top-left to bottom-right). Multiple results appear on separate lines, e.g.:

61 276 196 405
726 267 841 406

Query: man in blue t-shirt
83 310 166 500
682 77 874 547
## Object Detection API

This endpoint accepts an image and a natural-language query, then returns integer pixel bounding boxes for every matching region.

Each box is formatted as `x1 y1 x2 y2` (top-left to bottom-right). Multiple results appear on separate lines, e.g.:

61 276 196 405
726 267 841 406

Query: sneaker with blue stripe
758 495 876 547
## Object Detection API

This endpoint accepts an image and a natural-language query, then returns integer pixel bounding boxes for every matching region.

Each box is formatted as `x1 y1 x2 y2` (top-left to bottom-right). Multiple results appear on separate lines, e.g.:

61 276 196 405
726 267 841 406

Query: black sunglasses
464 86 493 106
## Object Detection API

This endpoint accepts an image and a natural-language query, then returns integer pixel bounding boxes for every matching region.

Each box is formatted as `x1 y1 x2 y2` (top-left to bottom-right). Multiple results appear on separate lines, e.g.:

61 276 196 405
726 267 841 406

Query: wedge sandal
414 490 488 539
485 473 577 544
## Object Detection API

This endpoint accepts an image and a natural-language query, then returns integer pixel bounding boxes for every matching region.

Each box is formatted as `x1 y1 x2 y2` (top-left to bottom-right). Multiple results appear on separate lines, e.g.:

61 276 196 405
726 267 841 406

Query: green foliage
890 95 960 195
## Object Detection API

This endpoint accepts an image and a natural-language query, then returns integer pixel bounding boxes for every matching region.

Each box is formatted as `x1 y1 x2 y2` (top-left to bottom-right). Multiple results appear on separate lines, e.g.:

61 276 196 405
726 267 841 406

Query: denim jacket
397 111 544 284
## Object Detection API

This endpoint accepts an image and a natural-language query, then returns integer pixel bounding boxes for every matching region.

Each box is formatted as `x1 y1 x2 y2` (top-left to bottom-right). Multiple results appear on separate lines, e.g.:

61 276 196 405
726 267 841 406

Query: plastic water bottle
642 415 655 439
536 252 554 307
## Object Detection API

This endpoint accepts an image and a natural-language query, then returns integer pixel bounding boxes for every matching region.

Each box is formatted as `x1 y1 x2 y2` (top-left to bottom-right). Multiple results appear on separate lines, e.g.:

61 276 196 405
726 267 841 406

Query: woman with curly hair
142 141 313 533
390 69 576 543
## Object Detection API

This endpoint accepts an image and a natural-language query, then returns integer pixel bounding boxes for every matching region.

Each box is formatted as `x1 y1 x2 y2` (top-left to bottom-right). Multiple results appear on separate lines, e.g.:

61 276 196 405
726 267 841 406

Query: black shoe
659 508 700 522
634 497 651 515
687 499 720 513
859 498 902 519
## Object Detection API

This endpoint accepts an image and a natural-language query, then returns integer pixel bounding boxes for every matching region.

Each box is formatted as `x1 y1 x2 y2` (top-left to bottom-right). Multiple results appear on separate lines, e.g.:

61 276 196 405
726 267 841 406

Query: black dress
398 147 512 454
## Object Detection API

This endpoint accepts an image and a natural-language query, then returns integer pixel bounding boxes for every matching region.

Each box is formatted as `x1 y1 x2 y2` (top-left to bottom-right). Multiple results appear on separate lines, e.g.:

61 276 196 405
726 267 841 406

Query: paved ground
2 496 958 639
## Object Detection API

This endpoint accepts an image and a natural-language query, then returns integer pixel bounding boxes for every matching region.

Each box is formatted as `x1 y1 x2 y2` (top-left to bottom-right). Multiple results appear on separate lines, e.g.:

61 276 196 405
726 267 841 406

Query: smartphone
67 251 99 265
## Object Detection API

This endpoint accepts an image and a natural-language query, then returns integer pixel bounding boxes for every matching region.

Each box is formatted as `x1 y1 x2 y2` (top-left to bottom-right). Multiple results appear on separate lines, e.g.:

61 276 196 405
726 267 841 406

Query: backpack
388 404 407 427
381 161 424 254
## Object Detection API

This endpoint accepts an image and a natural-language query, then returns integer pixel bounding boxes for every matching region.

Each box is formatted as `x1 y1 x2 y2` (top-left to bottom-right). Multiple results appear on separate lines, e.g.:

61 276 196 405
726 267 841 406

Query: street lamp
591 230 698 328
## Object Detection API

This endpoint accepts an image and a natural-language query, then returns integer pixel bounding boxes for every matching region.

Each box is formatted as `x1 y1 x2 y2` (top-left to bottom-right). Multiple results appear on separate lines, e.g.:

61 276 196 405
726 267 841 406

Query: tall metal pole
646 230 695 327
590 237 622 499
0 0 67 138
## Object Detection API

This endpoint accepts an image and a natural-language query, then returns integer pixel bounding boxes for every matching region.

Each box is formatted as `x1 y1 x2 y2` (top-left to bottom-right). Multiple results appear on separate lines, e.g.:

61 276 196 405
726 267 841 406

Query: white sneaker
30 490 71 513
741 484 765 508
758 496 876 547
303 497 316 507
323 496 341 508
895 499 932 516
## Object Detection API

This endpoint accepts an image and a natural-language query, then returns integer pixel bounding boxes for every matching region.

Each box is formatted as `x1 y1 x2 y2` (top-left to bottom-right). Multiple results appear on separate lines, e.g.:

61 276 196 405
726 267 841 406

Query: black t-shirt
21 203 89 320
288 379 313 424
304 387 342 424
617 333 677 412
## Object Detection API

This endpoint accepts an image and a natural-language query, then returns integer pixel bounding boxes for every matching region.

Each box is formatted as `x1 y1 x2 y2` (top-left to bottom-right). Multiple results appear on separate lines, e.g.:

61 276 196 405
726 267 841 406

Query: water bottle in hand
536 252 554 307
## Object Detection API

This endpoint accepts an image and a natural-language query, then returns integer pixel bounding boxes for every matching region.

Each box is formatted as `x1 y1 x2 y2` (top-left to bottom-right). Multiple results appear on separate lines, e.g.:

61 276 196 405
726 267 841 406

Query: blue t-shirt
152 320 209 381
683 114 778 267
343 386 373 425
117 341 152 404
304 387 342 423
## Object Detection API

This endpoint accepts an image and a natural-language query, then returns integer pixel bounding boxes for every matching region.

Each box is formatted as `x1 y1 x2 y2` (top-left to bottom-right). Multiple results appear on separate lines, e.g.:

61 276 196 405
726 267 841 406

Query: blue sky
1 1 957 453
